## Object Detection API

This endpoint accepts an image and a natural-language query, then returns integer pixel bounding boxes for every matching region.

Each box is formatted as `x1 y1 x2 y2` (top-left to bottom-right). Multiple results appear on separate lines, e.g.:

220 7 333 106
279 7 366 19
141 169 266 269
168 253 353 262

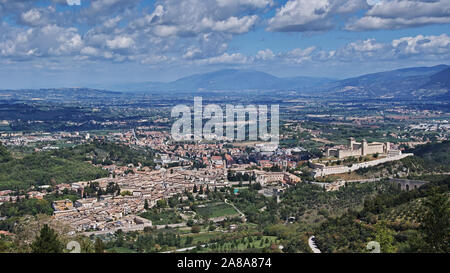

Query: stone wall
313 153 414 178
338 148 362 159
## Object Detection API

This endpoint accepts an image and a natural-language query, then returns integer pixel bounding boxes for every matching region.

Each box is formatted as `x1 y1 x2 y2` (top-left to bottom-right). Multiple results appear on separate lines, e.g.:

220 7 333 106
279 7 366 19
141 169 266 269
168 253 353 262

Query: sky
0 0 449 89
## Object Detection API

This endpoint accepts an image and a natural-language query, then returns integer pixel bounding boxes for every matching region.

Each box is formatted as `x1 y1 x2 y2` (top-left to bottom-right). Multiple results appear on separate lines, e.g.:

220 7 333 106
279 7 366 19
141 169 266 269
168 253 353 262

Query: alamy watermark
366 241 381 253
171 97 279 147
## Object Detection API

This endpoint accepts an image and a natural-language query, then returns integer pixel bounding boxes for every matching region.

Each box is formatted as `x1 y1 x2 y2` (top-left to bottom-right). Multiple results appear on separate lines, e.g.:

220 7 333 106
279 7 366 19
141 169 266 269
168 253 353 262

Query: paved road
82 222 187 236
160 243 214 253
155 223 187 229
308 236 321 253
224 199 245 219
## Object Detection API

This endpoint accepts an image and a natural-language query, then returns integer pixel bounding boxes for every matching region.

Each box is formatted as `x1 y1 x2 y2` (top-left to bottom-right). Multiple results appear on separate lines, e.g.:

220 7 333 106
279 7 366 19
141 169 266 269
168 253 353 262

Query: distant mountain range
93 69 336 93
1 65 449 100
89 65 449 100
325 64 450 99
420 67 450 99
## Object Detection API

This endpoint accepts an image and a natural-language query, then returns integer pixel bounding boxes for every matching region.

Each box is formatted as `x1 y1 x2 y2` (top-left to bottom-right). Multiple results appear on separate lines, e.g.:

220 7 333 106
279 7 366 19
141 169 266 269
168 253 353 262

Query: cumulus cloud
0 24 83 59
392 33 450 56
346 0 450 31
106 36 134 50
21 9 43 26
216 0 274 9
201 52 248 64
283 47 317 63
267 0 368 32
255 49 275 60
202 15 258 34
78 0 141 24
130 0 267 37
80 46 99 56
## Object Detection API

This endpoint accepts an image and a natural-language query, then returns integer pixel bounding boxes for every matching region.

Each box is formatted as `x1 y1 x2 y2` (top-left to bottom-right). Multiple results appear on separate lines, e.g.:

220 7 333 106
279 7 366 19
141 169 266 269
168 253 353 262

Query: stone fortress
325 137 399 159
312 137 412 178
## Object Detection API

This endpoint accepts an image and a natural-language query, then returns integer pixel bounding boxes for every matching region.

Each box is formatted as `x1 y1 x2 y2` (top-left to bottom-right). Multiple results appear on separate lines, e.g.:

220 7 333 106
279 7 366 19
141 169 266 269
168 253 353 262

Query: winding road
224 199 246 220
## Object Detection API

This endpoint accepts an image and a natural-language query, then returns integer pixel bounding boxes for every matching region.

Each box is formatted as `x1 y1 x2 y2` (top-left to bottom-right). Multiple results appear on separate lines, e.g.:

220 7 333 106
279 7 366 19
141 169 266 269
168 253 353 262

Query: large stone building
311 153 413 178
326 137 390 159
254 171 301 186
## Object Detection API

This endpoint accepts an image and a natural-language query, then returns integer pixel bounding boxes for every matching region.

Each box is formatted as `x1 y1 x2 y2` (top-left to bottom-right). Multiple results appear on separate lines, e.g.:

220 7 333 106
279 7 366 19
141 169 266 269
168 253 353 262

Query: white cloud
202 52 248 64
283 46 317 63
216 0 273 9
267 0 368 32
346 0 450 31
0 24 83 59
134 0 265 36
348 38 385 52
106 36 134 49
203 15 258 34
255 49 275 60
152 25 178 37
183 47 202 59
392 34 450 55
80 46 99 56
21 9 42 25
81 0 141 22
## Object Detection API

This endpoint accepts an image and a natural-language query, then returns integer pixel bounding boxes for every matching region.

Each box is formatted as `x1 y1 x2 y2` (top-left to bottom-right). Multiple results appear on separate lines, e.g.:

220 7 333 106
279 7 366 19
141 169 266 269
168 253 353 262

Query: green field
106 247 138 253
195 202 240 219
182 231 224 244
139 209 183 225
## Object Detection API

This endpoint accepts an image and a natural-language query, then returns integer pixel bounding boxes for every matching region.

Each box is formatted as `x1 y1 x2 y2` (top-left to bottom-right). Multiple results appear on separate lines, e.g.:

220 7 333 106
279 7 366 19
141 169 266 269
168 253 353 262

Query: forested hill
314 175 449 253
0 144 109 191
0 143 12 163
50 141 155 167
410 140 450 163
407 141 450 172
0 141 157 191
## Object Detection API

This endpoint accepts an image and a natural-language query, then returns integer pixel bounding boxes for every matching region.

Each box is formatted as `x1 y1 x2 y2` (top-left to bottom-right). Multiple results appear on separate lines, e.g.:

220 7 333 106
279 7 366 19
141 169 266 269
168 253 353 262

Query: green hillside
0 144 109 190
409 141 450 171
314 176 450 253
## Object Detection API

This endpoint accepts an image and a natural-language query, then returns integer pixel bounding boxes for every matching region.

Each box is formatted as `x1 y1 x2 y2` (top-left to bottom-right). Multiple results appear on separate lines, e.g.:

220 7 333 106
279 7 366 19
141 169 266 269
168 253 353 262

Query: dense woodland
0 143 109 191
314 176 449 253
50 140 155 167
0 140 158 191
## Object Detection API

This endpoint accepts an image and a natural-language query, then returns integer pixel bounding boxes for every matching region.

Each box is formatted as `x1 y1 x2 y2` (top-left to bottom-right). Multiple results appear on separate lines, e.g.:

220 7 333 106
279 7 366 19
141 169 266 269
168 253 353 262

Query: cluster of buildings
0 189 47 205
0 131 93 149
51 166 231 233
48 153 305 233
409 121 450 132
53 194 152 233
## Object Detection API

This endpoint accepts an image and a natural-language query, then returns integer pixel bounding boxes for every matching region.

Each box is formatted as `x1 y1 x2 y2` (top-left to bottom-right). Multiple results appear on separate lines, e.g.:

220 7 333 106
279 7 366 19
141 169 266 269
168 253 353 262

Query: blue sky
0 0 449 89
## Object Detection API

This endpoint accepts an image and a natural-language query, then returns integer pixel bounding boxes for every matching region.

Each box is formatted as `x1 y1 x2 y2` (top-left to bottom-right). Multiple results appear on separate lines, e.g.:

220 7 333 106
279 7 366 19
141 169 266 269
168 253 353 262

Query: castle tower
348 137 355 150
385 142 390 153
362 139 368 156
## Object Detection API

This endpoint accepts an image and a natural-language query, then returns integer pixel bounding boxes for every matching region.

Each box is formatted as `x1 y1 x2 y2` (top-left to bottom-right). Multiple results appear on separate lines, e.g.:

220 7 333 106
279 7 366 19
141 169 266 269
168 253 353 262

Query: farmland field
195 202 240 219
